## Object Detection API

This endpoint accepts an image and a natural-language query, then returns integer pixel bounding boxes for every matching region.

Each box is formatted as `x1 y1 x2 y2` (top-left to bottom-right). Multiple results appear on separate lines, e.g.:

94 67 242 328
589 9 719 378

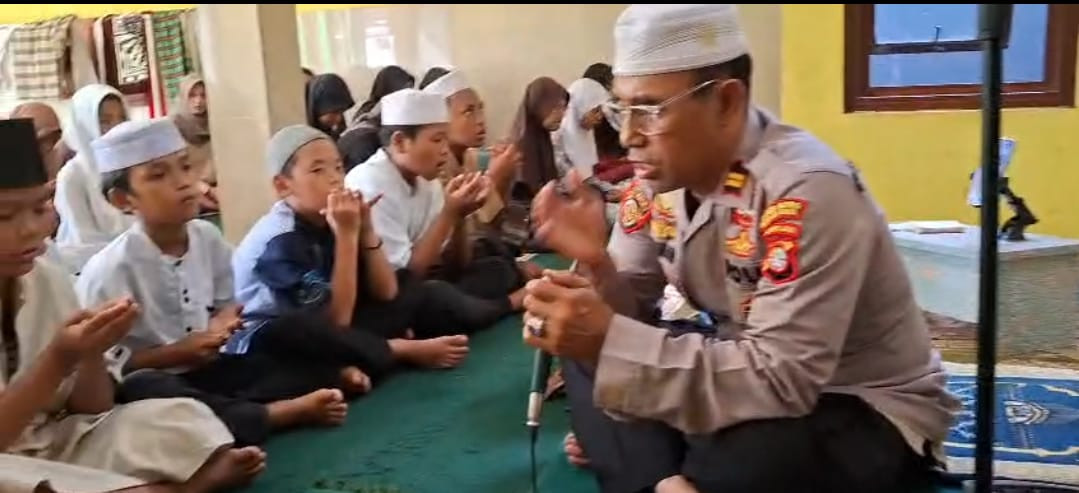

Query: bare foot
267 389 348 428
508 287 526 311
564 432 590 468
390 335 469 369
518 261 544 280
339 366 372 394
185 446 266 493
656 475 700 493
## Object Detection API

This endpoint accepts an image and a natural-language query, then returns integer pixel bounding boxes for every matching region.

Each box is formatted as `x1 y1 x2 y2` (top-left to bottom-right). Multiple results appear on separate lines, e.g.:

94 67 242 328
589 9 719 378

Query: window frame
844 4 1079 112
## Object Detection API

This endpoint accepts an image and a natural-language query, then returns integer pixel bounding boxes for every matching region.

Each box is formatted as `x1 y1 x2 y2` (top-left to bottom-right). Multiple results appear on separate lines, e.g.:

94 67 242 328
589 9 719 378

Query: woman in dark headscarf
338 67 414 169
306 73 355 140
356 65 414 115
511 77 569 197
419 67 451 90
582 62 614 90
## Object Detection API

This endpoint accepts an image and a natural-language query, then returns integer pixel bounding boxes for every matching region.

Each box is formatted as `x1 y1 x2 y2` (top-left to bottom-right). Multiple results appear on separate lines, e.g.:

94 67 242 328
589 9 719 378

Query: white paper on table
890 220 968 234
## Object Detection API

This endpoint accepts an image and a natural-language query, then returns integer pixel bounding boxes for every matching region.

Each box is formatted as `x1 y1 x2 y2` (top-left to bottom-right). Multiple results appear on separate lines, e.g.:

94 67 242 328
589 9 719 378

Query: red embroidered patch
759 198 808 285
619 180 652 233
759 199 808 232
730 209 754 228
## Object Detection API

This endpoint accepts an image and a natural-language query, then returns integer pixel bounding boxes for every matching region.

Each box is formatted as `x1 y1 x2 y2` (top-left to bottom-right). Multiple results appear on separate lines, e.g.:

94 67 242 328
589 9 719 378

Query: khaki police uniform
566 109 960 492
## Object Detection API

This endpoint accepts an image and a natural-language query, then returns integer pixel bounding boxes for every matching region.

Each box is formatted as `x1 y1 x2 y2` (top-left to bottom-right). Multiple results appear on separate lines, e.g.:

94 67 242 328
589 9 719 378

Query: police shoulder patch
619 180 652 233
760 199 808 231
761 236 800 285
759 198 809 285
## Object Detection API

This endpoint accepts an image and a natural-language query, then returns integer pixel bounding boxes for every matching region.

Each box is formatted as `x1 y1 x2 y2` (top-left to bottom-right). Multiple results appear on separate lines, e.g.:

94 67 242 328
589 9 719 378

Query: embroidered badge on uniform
739 295 754 320
722 161 749 195
725 209 755 258
761 221 802 240
619 180 652 233
759 198 808 285
760 199 808 231
725 229 754 258
650 193 677 241
761 236 800 284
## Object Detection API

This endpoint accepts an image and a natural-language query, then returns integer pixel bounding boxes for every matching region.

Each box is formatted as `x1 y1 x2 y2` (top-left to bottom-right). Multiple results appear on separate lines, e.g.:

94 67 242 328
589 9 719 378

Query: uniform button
185 327 193 333
183 288 189 295
174 260 183 267
184 297 191 303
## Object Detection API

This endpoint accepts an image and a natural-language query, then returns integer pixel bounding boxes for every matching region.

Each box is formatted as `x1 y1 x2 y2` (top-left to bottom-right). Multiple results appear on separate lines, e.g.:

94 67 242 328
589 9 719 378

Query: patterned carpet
943 363 1079 485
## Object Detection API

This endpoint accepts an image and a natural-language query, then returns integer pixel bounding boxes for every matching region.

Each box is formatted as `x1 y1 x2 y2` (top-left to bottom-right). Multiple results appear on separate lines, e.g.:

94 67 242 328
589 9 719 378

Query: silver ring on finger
525 316 548 338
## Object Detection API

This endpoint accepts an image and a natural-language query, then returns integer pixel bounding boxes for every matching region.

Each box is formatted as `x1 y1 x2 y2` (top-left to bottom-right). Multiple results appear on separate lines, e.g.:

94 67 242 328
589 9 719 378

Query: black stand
973 5 1006 493
998 178 1038 241
968 5 1076 493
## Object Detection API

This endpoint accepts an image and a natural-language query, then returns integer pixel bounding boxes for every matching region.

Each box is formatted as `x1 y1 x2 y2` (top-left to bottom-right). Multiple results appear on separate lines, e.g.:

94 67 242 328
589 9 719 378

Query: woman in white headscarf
553 78 626 203
54 84 134 270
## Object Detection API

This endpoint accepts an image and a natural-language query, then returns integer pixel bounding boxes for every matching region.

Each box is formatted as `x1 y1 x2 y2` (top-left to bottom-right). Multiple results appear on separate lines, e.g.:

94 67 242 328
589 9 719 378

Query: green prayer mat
245 255 596 493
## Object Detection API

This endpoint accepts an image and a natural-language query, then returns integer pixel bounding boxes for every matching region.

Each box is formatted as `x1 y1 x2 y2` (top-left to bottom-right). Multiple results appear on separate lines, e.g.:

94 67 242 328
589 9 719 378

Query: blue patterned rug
944 363 1079 484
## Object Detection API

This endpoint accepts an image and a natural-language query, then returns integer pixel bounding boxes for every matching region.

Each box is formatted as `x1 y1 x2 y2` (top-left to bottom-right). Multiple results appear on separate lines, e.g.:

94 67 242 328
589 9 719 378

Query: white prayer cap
422 70 471 99
380 89 448 126
266 125 331 176
613 4 749 77
91 118 186 173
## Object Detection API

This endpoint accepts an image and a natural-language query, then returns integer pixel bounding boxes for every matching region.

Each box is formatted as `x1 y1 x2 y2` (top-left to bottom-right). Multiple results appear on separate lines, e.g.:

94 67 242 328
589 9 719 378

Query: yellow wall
782 4 1079 238
0 4 372 23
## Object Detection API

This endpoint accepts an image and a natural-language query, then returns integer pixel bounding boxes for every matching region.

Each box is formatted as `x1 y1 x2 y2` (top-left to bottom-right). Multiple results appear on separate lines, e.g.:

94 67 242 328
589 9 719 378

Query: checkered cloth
151 10 189 104
10 15 75 100
180 9 202 76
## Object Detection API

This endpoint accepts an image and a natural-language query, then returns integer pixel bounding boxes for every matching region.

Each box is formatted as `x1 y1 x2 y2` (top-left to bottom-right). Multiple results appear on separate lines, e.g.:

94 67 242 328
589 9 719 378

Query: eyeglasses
603 79 719 136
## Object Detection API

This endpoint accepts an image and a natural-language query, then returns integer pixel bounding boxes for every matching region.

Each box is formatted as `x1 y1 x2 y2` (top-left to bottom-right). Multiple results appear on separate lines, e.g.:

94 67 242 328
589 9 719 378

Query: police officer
524 4 959 493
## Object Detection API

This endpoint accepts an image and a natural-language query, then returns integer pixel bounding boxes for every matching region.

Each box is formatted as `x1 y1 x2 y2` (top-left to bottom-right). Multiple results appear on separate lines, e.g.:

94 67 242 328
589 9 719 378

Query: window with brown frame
845 4 1078 112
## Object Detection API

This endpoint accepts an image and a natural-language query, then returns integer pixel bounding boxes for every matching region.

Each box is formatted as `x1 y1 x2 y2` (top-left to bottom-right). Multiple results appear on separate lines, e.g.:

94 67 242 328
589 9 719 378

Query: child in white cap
346 89 526 328
230 120 496 379
0 118 263 493
76 118 350 450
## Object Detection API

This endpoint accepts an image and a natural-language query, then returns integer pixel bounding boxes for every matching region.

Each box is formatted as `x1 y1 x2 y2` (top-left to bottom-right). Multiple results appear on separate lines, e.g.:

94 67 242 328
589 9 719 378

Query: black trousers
247 269 513 382
249 312 398 380
563 360 936 493
117 354 340 446
429 237 525 301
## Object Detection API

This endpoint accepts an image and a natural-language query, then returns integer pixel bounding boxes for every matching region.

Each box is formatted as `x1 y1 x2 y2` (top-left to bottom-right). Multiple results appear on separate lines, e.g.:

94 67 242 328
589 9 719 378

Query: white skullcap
265 125 331 176
422 70 471 99
613 4 749 77
91 118 186 173
380 89 448 126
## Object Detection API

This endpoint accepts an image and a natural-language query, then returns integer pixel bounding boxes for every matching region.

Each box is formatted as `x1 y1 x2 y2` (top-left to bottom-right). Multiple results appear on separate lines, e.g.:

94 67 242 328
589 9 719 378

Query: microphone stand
965 6 1077 493
973 5 1007 493
524 260 577 493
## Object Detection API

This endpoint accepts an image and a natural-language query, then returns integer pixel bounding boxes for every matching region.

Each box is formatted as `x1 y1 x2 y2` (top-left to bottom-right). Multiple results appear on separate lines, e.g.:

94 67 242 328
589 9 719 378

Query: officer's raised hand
522 269 614 363
531 169 609 266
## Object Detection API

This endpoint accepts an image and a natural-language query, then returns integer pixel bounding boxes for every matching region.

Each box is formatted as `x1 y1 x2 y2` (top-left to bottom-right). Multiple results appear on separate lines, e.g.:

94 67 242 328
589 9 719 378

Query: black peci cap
0 118 47 190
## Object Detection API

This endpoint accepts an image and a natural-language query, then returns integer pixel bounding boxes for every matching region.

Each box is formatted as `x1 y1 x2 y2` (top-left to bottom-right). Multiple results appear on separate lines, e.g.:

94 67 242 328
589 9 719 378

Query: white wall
296 4 782 140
